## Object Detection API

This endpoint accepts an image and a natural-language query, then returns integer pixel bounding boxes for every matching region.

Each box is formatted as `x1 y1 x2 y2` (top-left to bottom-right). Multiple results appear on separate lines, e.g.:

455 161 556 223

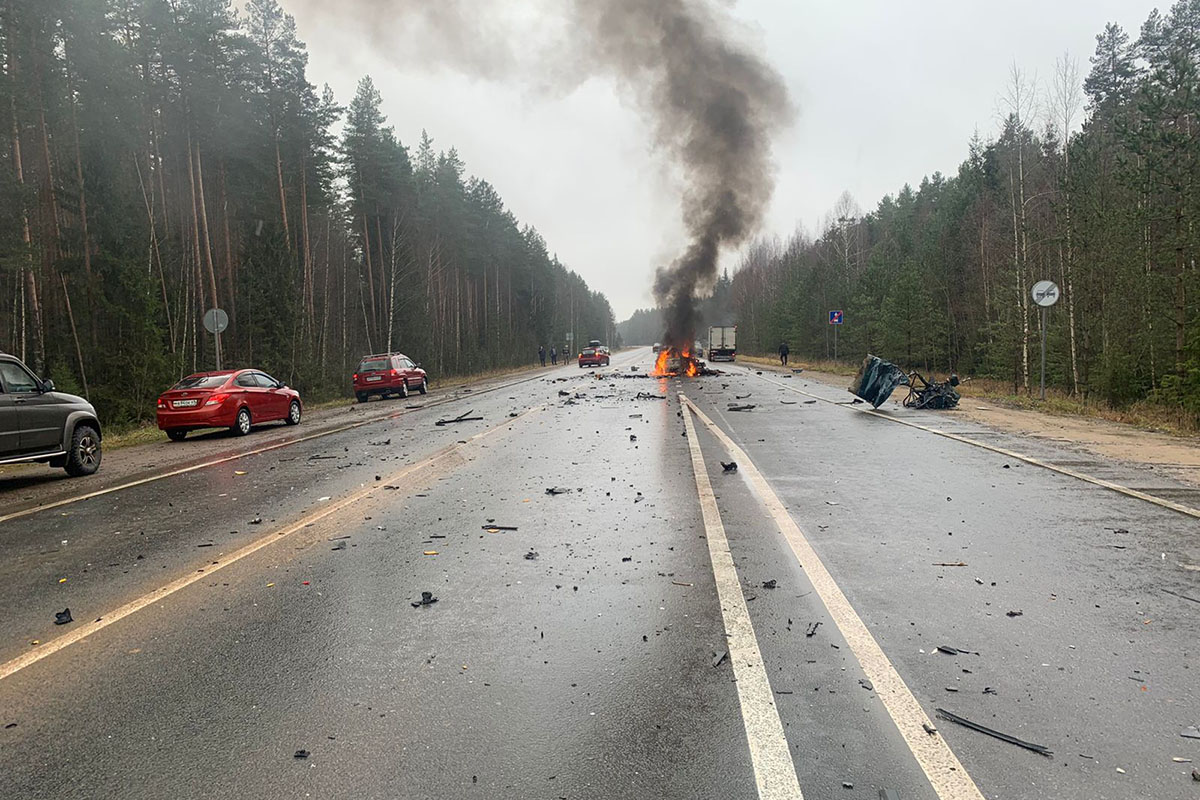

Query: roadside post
1030 281 1059 401
829 310 843 360
203 308 229 370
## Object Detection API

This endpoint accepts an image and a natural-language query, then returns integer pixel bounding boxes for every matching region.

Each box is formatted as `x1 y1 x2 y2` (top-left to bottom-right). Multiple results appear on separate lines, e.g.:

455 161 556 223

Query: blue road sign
829 310 843 325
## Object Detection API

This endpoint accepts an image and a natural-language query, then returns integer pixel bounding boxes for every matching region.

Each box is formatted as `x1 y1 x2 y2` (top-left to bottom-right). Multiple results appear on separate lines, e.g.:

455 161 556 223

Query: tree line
725 2 1200 414
0 0 613 424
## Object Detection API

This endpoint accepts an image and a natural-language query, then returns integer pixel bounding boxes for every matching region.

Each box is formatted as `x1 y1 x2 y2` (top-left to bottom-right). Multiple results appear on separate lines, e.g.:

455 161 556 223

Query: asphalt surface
1 347 1198 799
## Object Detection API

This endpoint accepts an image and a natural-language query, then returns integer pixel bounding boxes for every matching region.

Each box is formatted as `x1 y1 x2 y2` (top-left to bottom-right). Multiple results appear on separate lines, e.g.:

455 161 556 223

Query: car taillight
353 373 358 381
390 369 398 376
205 393 230 406
157 398 166 409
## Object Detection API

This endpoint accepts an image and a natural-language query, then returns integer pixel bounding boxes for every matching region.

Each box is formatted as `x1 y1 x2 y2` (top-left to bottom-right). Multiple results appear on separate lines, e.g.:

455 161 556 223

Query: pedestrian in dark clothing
539 345 546 367
550 347 558 366
779 342 789 366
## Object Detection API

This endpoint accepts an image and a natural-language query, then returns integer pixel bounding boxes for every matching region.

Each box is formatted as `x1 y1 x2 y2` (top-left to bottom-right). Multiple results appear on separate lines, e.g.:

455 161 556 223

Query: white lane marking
753 370 1200 521
0 407 541 683
0 369 556 526
682 396 986 800
680 399 805 800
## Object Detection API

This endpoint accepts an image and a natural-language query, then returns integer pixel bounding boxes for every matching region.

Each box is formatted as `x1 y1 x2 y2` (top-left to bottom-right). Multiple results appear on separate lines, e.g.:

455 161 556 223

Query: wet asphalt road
1 347 1198 800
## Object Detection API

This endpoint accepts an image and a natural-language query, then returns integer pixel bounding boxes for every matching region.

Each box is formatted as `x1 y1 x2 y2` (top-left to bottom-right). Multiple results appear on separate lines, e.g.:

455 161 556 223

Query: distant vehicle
353 353 428 402
156 369 301 440
0 352 102 477
588 339 602 349
693 340 704 359
652 343 662 354
708 325 737 361
578 346 610 368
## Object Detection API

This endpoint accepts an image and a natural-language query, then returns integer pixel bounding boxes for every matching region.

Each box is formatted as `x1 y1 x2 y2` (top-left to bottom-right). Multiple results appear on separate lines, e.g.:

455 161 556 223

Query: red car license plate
173 399 198 408
366 376 382 382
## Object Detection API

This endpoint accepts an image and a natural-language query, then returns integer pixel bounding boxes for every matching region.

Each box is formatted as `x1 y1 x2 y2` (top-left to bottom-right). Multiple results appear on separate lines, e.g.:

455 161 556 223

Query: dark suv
0 353 102 477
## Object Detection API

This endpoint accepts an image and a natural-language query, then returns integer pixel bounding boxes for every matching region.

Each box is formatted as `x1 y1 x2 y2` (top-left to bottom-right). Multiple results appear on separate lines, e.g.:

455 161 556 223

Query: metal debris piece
922 722 937 735
859 679 874 691
545 487 571 495
1006 610 1023 617
436 410 483 426
713 650 728 668
411 591 438 608
935 707 1052 755
762 579 777 589
523 551 538 561
727 404 756 412
1163 588 1200 605
805 621 821 637
1181 726 1200 740
936 645 979 656
932 561 967 567
54 608 72 625
721 461 738 472
879 790 900 800
294 749 310 759
482 525 518 532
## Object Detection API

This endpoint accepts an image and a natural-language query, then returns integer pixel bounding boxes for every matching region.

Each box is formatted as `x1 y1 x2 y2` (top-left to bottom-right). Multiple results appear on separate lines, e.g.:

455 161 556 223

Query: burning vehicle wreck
653 344 721 377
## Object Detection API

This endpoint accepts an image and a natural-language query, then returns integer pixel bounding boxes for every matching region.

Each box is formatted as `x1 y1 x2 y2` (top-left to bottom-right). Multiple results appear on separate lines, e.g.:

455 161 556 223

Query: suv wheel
232 407 252 436
64 424 101 477
356 392 368 403
166 429 187 442
418 378 428 395
286 400 302 425
398 381 409 399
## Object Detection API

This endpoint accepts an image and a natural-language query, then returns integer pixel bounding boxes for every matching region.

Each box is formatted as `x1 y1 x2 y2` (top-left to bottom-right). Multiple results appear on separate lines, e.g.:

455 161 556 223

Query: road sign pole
215 329 222 371
834 324 838 361
1040 305 1047 401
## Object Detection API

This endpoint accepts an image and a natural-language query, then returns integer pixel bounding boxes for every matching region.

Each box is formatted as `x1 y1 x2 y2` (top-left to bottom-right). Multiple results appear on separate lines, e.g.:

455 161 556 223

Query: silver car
0 353 102 477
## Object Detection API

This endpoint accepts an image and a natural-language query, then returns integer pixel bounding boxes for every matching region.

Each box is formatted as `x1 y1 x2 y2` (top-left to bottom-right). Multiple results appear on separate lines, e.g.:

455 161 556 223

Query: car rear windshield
172 374 228 390
581 349 595 355
359 358 390 372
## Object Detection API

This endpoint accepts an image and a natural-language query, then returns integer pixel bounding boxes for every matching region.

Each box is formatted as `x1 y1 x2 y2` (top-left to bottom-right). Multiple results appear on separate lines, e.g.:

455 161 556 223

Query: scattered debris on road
54 608 72 625
293 749 309 760
524 551 538 561
922 722 937 735
933 561 968 567
849 354 907 407
671 581 694 587
936 645 979 656
859 679 874 691
762 579 778 589
805 622 821 637
712 650 728 667
411 591 438 608
1006 610 1024 617
545 486 571 495
935 707 1052 755
482 524 518 532
1181 726 1200 740
721 461 738 472
727 404 755 412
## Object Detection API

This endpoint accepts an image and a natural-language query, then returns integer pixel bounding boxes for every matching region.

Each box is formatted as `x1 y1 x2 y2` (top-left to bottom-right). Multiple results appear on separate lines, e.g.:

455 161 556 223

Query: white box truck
708 325 737 361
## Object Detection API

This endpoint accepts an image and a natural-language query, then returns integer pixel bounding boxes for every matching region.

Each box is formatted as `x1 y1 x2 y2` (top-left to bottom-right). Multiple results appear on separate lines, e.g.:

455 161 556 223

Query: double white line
681 394 985 800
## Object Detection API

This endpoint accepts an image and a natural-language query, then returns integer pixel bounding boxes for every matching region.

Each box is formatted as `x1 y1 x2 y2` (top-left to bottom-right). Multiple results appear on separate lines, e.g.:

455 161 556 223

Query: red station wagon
156 369 302 441
353 353 428 402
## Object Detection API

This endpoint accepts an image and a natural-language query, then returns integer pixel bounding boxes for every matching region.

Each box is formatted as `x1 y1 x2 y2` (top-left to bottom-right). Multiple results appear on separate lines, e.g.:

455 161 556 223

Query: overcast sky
286 0 1159 320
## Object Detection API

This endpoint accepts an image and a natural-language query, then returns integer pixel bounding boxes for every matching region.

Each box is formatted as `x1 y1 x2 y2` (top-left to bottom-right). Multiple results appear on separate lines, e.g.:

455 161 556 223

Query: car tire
418 378 428 395
356 392 368 403
285 400 301 426
166 429 187 442
232 407 251 436
398 381 409 399
64 424 101 477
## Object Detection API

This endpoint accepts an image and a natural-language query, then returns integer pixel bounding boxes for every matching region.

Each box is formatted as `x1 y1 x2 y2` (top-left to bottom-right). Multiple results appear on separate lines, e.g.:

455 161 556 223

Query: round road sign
203 308 229 334
1031 280 1060 308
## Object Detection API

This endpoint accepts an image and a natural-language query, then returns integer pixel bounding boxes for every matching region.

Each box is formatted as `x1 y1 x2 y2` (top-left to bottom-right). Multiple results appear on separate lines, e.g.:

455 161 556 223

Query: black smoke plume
291 0 793 349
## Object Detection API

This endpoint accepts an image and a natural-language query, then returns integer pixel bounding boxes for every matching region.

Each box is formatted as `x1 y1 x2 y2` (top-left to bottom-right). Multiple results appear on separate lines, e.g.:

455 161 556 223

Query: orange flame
653 345 700 377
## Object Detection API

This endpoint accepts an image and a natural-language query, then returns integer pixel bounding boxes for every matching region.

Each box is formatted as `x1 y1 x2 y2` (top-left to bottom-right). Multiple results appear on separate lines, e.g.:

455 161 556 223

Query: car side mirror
40 379 55 393
278 381 287 389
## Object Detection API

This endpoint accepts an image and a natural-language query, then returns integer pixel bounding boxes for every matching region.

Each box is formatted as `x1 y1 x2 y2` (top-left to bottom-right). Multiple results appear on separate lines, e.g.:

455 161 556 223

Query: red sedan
156 369 302 441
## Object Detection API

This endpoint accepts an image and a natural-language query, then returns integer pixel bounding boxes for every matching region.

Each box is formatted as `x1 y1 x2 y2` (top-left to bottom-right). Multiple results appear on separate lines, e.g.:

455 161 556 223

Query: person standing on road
539 345 546 367
779 341 789 366
550 347 558 366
